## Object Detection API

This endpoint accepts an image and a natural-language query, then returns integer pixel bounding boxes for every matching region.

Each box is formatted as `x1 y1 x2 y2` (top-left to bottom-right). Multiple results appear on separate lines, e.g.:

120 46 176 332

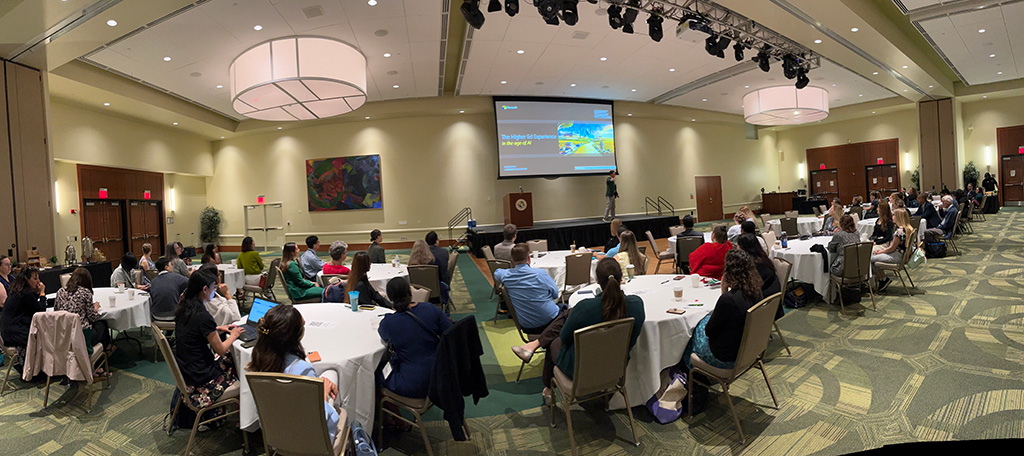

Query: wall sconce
985 145 991 169
54 181 60 213
797 162 806 180
169 188 176 213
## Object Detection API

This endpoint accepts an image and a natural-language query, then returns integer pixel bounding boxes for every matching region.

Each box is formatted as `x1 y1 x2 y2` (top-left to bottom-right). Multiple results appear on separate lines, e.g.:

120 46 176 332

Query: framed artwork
305 154 382 211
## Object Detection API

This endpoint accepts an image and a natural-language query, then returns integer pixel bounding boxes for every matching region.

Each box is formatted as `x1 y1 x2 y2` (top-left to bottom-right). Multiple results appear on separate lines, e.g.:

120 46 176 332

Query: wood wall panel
937 98 958 188
77 164 163 201
806 139 900 204
0 64 15 258
919 101 941 191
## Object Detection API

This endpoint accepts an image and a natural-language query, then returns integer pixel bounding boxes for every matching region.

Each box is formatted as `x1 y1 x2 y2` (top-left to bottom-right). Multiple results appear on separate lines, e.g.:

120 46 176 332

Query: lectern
503 192 533 228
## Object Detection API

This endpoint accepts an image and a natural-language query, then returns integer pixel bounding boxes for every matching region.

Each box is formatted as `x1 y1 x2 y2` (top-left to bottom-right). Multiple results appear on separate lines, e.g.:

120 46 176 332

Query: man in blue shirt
300 235 325 280
496 244 565 364
925 195 958 242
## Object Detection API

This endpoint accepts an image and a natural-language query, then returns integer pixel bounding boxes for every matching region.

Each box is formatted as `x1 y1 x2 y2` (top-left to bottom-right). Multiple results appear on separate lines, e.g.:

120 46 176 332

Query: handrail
645 196 661 215
657 196 675 215
447 207 472 249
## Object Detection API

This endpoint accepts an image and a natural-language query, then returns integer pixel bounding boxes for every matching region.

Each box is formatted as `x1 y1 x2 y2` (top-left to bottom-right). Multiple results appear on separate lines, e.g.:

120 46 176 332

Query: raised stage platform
466 214 681 258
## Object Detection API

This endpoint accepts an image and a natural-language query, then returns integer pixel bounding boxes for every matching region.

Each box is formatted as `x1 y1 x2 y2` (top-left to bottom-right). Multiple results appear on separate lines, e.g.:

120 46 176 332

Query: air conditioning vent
302 5 325 19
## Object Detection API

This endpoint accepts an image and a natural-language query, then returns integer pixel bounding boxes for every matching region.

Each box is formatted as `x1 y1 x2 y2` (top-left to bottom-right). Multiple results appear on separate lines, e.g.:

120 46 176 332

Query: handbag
645 367 687 424
257 273 268 288
907 247 926 269
350 420 379 456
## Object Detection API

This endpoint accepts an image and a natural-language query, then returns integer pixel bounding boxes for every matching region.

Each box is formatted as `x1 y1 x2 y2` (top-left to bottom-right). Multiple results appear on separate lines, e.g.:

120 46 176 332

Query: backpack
351 421 379 455
924 242 947 259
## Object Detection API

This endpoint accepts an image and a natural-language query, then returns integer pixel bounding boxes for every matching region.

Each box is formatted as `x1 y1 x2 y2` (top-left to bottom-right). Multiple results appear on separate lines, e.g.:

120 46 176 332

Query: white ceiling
915 1 1023 86
81 0 445 120
895 0 951 13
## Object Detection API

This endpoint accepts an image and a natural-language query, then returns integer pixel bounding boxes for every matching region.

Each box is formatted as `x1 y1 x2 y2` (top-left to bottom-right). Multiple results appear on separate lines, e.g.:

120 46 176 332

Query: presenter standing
603 170 619 222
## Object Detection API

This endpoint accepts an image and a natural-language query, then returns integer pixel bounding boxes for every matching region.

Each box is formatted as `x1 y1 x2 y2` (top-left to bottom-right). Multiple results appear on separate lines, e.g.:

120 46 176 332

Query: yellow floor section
484 318 545 382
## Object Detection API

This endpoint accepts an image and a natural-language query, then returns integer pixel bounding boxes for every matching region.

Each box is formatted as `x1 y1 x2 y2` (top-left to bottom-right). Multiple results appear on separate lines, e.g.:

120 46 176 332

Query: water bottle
781 231 788 249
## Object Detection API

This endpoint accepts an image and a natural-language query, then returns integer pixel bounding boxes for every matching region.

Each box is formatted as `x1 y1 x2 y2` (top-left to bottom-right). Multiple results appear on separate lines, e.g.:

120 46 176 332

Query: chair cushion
690 353 734 380
220 381 241 400
382 388 430 412
242 285 263 292
332 408 349 456
89 343 105 364
658 250 674 259
875 262 899 271
552 366 573 399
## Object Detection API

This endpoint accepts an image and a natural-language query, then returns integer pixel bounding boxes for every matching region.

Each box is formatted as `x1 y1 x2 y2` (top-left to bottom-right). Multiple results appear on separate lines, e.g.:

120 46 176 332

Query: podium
503 192 533 228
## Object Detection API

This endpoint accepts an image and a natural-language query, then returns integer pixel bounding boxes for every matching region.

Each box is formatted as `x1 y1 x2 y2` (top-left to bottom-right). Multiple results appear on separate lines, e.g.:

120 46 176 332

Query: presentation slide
494 98 616 178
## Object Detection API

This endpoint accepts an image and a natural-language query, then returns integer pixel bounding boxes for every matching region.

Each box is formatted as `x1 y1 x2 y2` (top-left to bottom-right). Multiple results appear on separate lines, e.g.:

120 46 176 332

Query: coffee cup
107 295 117 308
690 275 700 288
128 288 135 300
117 283 125 293
626 264 635 279
570 243 576 251
673 286 684 301
230 259 237 267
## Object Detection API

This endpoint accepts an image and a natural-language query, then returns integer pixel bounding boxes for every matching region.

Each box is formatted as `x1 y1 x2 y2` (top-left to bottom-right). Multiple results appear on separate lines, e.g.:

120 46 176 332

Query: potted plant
199 206 222 245
963 161 980 188
910 167 920 190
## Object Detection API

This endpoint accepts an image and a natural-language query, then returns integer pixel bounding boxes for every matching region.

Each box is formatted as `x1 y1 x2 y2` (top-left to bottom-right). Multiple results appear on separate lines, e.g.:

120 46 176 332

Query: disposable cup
673 286 684 301
348 291 360 311
690 275 700 288
128 288 135 300
108 295 117 308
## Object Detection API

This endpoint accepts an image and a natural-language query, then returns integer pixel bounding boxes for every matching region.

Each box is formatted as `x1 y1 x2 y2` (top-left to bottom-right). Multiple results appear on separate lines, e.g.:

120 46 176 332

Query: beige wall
960 96 1024 179
208 97 780 246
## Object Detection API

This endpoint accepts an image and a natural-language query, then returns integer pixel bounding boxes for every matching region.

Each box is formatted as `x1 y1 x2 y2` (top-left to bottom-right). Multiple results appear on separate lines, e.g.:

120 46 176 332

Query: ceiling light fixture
997 71 1003 75
814 39 822 44
570 83 576 87
501 80 507 84
607 4 623 29
631 88 637 92
978 28 985 33
504 0 519 17
669 68 676 72
230 36 367 121
872 71 878 75
752 45 771 72
383 52 391 58
701 98 707 102
106 19 117 27
850 27 859 32
488 0 501 13
621 0 639 34
103 102 110 106
277 126 283 130
733 42 745 61
392 84 399 89
459 110 465 113
795 68 809 89
173 122 178 126
537 0 559 25
365 116 371 119
163 56 171 61
517 49 525 54
989 54 995 58
368 0 377 5
902 65 908 69
216 84 223 89
600 57 607 61
560 0 579 26
253 25 263 31
744 85 828 125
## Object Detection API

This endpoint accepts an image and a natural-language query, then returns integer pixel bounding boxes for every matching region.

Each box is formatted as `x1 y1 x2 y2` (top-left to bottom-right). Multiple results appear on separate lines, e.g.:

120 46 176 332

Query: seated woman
197 263 241 326
736 234 783 319
0 255 14 306
827 215 862 276
871 203 894 247
613 230 647 275
201 244 221 265
175 269 243 408
546 257 645 403
54 267 111 361
139 243 156 271
377 277 452 398
603 219 622 253
247 304 340 441
870 208 913 292
344 252 391 308
237 236 264 286
322 241 351 275
689 225 732 279
111 252 150 290
822 202 842 235
604 223 629 257
166 242 191 277
281 242 324 302
682 250 763 374
726 211 745 243
0 267 47 363
408 240 447 305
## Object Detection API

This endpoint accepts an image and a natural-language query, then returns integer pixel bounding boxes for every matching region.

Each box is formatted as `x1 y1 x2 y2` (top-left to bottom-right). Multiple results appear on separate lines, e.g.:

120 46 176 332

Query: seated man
919 192 941 228
367 229 386 264
425 231 450 285
498 244 562 362
689 225 732 279
906 187 919 208
494 224 516 261
925 195 958 242
675 215 702 239
149 256 188 321
299 235 325 280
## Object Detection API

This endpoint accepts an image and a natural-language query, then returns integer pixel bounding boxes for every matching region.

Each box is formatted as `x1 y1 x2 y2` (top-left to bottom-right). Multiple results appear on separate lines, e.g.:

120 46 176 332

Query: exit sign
1019 146 1023 154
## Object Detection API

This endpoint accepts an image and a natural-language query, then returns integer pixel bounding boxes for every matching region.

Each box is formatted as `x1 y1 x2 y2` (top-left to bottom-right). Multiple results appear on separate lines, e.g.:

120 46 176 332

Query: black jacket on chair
428 315 488 441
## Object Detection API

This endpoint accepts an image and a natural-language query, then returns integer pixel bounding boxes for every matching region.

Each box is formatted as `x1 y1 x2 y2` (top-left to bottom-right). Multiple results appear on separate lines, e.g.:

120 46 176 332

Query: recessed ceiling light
814 39 822 44
858 94 863 97
517 49 524 54
929 85 933 88
989 54 995 58
831 84 837 87
253 25 263 31
570 83 576 87
872 72 878 75
691 119 696 122
368 0 377 5
631 88 637 92
216 84 223 89
669 68 676 72
983 95 987 98
851 27 859 32
701 98 707 102
902 65 908 69
392 84 399 89
744 85 749 88
600 57 607 61
163 56 171 61
459 110 465 113
904 89 908 92
978 28 986 33
172 122 178 126
997 71 1003 75
872 111 876 114
220 136 225 139
106 19 117 27
365 116 371 119
627 113 632 116
103 102 110 106
277 126 283 130
383 52 391 58
500 80 507 84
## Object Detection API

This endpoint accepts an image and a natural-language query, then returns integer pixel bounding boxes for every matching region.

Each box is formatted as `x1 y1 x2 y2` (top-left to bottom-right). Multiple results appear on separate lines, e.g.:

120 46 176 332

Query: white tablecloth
858 218 877 241
767 217 822 236
190 264 245 295
48 287 152 331
666 232 714 256
315 263 409 294
568 274 722 409
769 238 834 301
529 250 599 291
233 303 392 431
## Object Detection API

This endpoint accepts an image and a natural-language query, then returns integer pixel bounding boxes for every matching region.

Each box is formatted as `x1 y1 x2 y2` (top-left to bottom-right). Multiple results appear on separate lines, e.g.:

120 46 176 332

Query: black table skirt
39 262 113 294
983 195 1000 214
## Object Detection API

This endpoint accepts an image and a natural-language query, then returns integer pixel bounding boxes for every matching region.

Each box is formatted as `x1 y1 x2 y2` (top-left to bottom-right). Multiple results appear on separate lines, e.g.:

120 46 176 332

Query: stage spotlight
705 35 717 55
504 0 518 16
705 35 725 58
782 54 798 79
795 68 809 89
607 5 623 29
733 42 745 61
560 0 579 26
538 0 558 21
488 0 501 12
647 14 663 41
752 45 772 72
622 0 639 34
715 35 731 54
461 0 485 29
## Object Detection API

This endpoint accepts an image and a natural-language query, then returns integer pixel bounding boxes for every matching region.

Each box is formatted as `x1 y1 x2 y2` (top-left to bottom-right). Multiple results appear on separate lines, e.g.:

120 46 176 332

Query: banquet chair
770 222 781 238
688 292 781 444
152 323 245 455
638 245 647 257
761 231 777 252
246 372 349 456
784 210 799 218
645 230 674 274
59 273 72 287
849 205 864 219
446 251 459 289
830 242 876 314
408 265 446 311
711 222 727 232
876 229 916 296
0 331 19 396
549 318 639 456
851 213 860 224
960 203 975 234
812 206 822 217
769 258 793 356
675 236 705 274
526 239 548 252
780 217 799 237
759 213 772 228
410 284 431 303
976 195 988 222
24 312 111 411
277 263 321 304
499 285 544 383
242 258 278 303
819 205 828 215
917 218 928 243
668 225 685 236
481 245 495 261
133 269 145 286
487 259 512 323
376 384 469 456
144 269 159 281
563 252 593 300
320 274 347 287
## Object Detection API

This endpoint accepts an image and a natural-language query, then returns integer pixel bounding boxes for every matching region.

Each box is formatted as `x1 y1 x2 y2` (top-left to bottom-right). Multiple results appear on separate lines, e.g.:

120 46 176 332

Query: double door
128 200 164 257
810 169 838 197
866 164 899 194
82 200 124 266
1002 155 1024 206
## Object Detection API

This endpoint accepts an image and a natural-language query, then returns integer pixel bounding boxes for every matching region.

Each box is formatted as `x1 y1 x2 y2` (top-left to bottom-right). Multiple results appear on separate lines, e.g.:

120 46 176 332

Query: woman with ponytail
175 270 243 408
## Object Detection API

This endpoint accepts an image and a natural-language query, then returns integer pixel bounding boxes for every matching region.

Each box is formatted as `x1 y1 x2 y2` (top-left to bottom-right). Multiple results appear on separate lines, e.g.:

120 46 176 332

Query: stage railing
447 207 472 250
645 196 661 215
657 196 675 216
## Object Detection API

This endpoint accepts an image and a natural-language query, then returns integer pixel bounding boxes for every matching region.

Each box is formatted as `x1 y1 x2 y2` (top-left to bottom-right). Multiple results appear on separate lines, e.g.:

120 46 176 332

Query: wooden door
82 200 125 266
144 201 163 255
1003 155 1024 206
810 169 838 197
128 201 147 256
695 176 723 222
880 164 899 193
866 166 887 194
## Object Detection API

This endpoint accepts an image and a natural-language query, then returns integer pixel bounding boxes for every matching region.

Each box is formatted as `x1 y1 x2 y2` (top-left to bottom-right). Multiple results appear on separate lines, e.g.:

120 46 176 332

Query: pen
660 280 670 284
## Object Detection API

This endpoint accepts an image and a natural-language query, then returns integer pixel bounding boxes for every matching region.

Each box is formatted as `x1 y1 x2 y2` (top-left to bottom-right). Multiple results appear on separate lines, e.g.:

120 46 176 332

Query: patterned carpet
2 210 1023 455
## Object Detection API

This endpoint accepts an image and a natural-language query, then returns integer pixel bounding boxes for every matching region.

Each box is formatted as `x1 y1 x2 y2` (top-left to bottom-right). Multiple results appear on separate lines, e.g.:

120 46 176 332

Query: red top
689 242 732 280
323 263 351 275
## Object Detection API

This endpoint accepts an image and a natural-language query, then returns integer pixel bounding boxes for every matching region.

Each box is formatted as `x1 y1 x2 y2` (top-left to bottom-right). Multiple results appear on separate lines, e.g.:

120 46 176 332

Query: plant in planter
199 206 222 244
911 167 920 190
963 161 980 188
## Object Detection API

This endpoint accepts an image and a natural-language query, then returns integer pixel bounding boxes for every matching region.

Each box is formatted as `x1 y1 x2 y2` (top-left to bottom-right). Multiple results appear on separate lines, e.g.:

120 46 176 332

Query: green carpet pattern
2 210 1023 455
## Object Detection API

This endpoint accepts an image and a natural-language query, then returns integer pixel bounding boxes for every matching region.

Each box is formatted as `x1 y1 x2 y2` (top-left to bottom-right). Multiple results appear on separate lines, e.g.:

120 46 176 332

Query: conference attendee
175 241 191 266
237 236 264 286
906 188 919 208
166 242 191 277
175 269 243 409
497 244 561 345
925 195 959 242
604 223 630 257
323 241 350 275
604 219 623 253
54 267 110 359
246 304 340 441
408 240 434 267
888 192 905 212
344 252 391 308
111 252 150 290
614 230 646 274
871 208 913 292
377 277 451 398
282 242 324 302
740 220 768 252
828 215 862 276
300 235 325 280
919 193 941 228
852 195 863 206
870 202 894 247
681 250 763 374
0 255 14 306
139 243 156 271
425 231 450 285
494 224 517 261
0 267 46 357
738 206 757 223
965 183 978 204
201 244 221 265
727 211 746 243
822 203 842 235
544 258 645 403
149 256 188 322
198 263 241 326
603 170 618 222
675 215 702 239
689 225 732 280
864 191 881 219
367 229 386 264
736 234 783 319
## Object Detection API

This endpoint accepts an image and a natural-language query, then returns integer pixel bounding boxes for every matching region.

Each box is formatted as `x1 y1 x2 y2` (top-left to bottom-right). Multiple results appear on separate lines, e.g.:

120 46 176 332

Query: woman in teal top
237 237 265 285
545 257 645 397
281 242 323 301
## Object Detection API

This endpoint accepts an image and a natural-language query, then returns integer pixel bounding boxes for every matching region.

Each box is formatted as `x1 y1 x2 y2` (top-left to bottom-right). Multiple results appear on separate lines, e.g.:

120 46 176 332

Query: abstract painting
306 154 382 211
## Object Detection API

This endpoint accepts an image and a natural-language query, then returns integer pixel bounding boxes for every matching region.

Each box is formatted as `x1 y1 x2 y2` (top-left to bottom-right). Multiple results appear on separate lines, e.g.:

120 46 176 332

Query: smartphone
666 308 686 315
307 351 322 362
673 276 684 280
577 290 594 295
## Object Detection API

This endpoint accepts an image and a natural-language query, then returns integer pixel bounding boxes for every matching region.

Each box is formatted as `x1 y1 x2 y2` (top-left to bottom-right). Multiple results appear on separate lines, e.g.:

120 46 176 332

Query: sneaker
877 277 892 292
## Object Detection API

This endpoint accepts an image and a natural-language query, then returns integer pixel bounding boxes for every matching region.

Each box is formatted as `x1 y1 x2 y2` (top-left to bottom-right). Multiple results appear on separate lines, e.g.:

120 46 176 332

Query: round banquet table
567 274 723 409
316 263 409 294
190 263 245 295
767 216 821 237
857 218 877 241
529 250 599 291
48 287 152 331
666 232 714 257
232 303 392 431
769 237 835 302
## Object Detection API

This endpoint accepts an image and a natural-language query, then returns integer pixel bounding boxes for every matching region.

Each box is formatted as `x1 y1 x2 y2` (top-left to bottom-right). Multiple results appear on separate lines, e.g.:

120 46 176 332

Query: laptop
238 297 279 342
